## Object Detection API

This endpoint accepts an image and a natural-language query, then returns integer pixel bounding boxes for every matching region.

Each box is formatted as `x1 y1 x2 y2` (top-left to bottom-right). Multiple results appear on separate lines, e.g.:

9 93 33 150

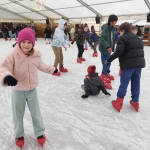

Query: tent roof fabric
0 0 149 21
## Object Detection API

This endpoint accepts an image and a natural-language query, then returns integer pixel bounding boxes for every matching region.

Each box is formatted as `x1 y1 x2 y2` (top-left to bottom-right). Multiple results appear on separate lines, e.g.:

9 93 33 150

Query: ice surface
0 38 150 150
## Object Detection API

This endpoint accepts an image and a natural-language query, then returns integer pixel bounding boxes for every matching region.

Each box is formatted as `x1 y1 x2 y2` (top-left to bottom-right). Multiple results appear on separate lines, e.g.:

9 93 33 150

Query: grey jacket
84 73 107 96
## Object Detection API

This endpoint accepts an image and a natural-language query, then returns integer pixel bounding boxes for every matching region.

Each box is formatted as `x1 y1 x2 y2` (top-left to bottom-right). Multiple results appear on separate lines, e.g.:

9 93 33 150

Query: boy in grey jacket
81 65 111 98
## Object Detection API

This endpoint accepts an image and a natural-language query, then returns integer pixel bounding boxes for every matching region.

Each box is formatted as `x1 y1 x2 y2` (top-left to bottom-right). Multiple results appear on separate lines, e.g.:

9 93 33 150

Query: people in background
72 25 93 63
70 27 75 41
90 29 100 57
44 26 51 44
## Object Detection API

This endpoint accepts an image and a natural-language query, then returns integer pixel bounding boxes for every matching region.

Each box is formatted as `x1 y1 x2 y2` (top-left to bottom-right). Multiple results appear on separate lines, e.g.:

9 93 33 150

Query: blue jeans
117 68 141 102
101 54 111 75
84 40 88 48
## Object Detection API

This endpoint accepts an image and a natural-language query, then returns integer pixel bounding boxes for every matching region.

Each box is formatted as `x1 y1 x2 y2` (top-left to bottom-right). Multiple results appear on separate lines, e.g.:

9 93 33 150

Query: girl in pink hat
0 28 58 149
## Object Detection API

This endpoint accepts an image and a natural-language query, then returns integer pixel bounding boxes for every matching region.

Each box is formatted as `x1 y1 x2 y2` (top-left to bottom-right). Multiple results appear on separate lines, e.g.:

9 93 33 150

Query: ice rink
0 38 149 150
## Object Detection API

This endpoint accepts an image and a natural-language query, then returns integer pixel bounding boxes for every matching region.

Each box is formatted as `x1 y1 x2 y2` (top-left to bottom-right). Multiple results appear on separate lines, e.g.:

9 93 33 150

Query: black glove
104 92 111 96
4 76 18 86
81 94 89 99
12 42 17 47
53 68 58 74
104 60 110 66
71 41 74 45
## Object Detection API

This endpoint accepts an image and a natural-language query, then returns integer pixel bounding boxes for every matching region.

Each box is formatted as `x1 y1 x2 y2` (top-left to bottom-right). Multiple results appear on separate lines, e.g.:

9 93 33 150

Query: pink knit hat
17 28 35 47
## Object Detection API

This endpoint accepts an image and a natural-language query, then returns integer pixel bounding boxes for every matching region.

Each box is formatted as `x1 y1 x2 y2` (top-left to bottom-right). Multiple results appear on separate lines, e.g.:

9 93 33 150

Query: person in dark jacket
136 25 141 38
81 65 111 98
72 25 93 63
44 26 51 44
90 29 100 57
3 25 8 41
10 26 17 41
99 14 118 83
105 22 145 112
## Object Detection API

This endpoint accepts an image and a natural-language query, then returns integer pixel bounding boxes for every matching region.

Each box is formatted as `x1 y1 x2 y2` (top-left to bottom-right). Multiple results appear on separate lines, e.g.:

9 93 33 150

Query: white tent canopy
0 0 149 22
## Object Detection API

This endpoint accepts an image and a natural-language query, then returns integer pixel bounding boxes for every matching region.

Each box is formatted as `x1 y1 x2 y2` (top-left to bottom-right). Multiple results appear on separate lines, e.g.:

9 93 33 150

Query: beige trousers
52 46 63 68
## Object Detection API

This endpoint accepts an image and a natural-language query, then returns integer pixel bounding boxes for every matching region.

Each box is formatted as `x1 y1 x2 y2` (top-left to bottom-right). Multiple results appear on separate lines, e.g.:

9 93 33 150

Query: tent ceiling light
33 0 44 11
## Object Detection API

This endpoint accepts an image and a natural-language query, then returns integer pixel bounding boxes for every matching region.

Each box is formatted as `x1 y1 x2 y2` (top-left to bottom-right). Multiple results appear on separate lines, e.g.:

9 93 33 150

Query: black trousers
77 44 84 58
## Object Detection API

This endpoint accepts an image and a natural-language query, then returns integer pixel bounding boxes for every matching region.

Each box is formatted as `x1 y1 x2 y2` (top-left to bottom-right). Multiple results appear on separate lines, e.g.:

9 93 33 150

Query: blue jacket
52 19 68 47
90 33 100 42
87 29 90 37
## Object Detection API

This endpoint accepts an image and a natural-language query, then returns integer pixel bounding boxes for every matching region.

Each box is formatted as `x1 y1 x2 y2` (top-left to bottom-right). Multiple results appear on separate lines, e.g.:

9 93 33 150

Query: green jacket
99 23 115 54
74 30 92 45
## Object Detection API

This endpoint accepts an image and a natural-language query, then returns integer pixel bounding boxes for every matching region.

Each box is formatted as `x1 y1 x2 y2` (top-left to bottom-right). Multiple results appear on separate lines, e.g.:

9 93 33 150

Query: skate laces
15 137 24 142
61 66 66 69
37 135 45 139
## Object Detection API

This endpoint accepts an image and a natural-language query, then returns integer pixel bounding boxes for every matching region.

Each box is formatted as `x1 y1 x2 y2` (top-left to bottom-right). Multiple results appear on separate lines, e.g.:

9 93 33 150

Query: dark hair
119 22 131 32
131 26 138 31
84 23 87 26
91 29 95 33
64 22 67 26
108 14 118 25
83 25 88 28
91 25 94 31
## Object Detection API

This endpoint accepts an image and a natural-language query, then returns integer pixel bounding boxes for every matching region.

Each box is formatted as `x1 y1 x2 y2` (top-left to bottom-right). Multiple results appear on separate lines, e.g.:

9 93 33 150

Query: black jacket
84 73 107 96
107 32 145 70
44 28 51 38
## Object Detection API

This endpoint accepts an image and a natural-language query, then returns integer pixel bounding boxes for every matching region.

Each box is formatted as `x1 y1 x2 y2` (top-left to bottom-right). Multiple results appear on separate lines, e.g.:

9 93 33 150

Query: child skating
105 22 145 112
0 28 58 149
51 19 70 76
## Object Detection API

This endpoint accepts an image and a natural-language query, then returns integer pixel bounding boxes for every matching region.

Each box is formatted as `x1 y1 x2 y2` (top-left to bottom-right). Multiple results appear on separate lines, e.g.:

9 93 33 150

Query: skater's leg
26 88 45 136
52 46 61 68
131 68 141 102
59 47 63 67
12 91 26 138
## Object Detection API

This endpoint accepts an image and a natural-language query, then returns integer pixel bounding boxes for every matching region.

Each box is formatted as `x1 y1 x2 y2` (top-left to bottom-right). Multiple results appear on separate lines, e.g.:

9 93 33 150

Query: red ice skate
77 58 82 63
59 66 68 72
81 57 86 61
92 52 98 57
15 137 24 149
52 72 61 76
100 74 111 83
37 135 46 147
111 98 124 112
104 83 112 89
130 100 139 112
106 73 114 80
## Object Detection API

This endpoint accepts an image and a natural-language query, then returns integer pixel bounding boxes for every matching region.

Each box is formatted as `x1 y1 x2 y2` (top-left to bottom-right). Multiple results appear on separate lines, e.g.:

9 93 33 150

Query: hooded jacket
99 23 115 54
84 73 107 96
51 19 68 47
0 44 55 91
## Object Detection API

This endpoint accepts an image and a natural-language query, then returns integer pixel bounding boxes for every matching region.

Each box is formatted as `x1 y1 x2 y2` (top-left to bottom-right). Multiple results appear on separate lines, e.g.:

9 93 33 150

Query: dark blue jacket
90 33 100 42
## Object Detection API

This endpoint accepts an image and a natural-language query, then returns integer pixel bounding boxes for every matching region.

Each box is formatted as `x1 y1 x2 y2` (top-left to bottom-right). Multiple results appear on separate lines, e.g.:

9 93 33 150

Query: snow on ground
0 38 149 150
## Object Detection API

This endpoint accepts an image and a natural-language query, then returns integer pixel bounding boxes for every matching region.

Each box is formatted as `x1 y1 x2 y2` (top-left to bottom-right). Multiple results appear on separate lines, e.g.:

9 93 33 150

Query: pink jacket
0 44 55 91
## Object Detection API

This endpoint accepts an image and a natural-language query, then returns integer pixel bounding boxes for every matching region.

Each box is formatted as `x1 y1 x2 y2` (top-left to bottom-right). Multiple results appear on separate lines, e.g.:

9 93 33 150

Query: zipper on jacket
27 58 31 90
